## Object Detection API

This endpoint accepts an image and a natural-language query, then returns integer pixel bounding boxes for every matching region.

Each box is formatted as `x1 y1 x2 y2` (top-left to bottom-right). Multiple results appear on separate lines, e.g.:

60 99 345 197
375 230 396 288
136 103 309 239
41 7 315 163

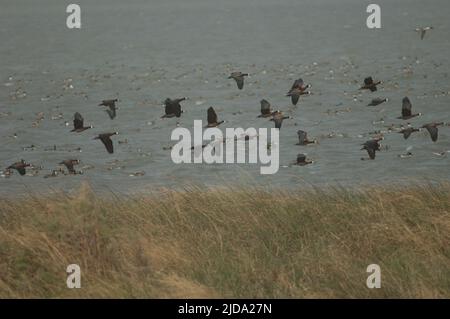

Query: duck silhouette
361 139 382 160
228 72 248 90
422 122 443 142
398 126 420 139
207 107 224 127
71 112 93 132
162 98 185 118
415 26 433 40
99 99 119 119
296 130 316 145
258 99 279 118
59 159 80 174
368 98 388 106
293 154 313 166
287 80 311 105
398 97 421 120
360 77 381 92
7 159 31 176
94 132 118 154
270 111 291 129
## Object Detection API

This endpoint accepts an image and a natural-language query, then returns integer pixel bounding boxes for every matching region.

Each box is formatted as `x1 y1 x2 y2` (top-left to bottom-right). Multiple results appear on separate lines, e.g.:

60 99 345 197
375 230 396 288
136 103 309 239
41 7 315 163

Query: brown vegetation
0 182 449 298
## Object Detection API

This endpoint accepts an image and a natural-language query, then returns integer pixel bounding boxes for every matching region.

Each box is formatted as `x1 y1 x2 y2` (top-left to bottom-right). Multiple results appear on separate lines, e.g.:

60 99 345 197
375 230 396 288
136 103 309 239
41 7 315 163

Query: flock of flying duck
3 25 448 177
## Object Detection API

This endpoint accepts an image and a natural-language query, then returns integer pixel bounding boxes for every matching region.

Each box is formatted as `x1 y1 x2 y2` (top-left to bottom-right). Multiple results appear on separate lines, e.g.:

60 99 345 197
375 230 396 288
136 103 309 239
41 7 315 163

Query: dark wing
364 77 374 86
16 167 26 175
365 146 376 159
260 99 271 115
290 92 300 105
207 107 218 125
402 129 412 139
73 112 84 129
164 99 174 115
291 78 304 90
369 86 377 92
9 163 26 175
421 29 426 40
63 161 75 174
297 130 307 145
106 108 116 119
297 154 306 163
173 102 182 117
402 97 412 117
425 125 438 142
100 135 114 154
273 115 283 129
234 76 244 90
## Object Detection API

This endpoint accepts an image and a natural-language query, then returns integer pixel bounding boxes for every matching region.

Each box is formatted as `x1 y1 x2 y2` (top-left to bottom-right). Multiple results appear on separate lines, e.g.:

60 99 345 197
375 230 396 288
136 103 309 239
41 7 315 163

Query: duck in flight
162 98 185 118
415 26 433 40
287 79 311 105
99 99 119 119
361 138 382 160
7 160 31 176
293 154 313 166
94 132 118 154
71 112 93 132
258 99 279 118
422 122 443 142
287 88 311 106
368 98 388 106
207 107 224 127
270 111 291 129
228 72 248 90
296 130 316 145
59 159 80 174
398 126 420 139
291 78 311 91
398 97 421 120
360 77 381 92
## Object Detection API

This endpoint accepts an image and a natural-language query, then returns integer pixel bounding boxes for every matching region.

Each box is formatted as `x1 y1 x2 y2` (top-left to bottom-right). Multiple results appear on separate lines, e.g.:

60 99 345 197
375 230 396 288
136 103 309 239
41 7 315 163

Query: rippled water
0 0 449 195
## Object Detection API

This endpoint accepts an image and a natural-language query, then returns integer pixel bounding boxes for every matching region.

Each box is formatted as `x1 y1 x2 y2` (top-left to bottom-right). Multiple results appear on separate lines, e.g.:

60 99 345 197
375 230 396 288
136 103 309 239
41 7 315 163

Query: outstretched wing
234 77 244 90
106 108 116 119
421 29 426 40
260 99 271 115
100 136 114 154
73 112 84 129
366 147 376 159
364 77 374 86
164 99 174 116
425 125 438 142
403 129 412 139
297 130 307 145
402 97 412 117
173 102 182 117
273 114 283 129
207 107 218 125
63 161 76 174
291 93 300 106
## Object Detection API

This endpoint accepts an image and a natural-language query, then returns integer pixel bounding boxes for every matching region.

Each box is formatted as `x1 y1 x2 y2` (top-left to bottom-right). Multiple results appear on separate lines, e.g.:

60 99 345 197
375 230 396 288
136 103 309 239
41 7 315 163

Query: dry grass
0 182 449 298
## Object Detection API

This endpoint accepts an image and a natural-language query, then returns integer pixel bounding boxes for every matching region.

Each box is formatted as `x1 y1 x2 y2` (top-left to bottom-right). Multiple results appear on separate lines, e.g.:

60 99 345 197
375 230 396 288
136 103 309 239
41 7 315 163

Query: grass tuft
0 182 449 298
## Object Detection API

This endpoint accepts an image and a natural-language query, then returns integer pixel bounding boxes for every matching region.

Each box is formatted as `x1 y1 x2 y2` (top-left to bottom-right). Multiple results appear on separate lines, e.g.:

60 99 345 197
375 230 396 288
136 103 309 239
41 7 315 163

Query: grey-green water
0 0 449 195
